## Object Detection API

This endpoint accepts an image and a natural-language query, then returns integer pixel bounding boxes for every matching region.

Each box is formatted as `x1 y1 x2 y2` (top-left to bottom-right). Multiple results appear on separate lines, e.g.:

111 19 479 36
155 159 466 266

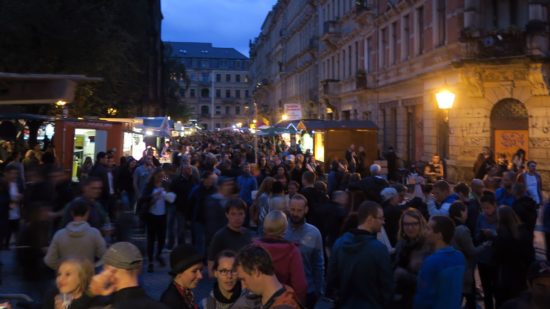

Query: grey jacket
451 224 486 293
44 221 106 269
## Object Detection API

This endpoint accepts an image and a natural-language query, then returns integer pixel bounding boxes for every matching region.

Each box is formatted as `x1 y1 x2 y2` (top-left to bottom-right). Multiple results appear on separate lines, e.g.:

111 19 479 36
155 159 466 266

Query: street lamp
281 114 288 121
435 89 455 110
435 88 455 160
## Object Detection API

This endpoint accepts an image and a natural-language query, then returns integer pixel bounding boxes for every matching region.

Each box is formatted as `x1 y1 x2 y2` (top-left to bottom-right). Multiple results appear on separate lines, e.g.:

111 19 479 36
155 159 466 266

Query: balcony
340 70 367 93
321 21 340 49
354 0 375 25
320 79 340 97
460 28 527 59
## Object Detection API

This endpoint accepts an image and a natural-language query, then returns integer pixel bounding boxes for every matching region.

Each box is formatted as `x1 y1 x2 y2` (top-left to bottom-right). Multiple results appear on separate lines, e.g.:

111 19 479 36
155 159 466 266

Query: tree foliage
0 0 157 117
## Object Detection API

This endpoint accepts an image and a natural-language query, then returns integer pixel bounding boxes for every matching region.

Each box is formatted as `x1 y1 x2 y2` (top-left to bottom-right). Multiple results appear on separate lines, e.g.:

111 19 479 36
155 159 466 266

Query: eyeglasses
217 269 237 276
403 222 420 227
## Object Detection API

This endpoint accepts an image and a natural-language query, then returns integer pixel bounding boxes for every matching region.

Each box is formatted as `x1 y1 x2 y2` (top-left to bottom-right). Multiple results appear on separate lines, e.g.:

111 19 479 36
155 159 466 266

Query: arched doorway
490 98 529 161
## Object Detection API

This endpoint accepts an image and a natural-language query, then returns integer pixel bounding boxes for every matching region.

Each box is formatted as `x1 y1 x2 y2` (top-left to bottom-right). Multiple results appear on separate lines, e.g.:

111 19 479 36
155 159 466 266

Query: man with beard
501 260 550 309
496 171 516 206
285 194 324 308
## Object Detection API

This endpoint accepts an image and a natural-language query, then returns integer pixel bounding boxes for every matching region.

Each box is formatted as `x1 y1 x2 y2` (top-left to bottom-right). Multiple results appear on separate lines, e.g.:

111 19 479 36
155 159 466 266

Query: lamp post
435 89 455 160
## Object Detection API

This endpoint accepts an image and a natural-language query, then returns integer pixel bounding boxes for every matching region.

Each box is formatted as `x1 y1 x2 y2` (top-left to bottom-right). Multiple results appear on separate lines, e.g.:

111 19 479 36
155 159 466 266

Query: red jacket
254 237 307 304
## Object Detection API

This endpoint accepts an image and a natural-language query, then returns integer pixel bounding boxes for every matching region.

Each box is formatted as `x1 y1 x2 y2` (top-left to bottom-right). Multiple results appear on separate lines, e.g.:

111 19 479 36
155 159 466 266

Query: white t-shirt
149 187 167 216
525 174 541 204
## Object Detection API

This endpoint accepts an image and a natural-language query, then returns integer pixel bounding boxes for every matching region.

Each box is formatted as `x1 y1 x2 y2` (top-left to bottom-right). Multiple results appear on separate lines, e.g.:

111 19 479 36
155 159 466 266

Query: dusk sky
161 0 278 57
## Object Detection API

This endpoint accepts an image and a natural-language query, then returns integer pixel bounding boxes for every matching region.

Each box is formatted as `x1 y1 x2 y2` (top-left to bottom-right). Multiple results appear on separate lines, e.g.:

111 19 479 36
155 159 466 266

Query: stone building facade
166 42 252 130
250 0 550 187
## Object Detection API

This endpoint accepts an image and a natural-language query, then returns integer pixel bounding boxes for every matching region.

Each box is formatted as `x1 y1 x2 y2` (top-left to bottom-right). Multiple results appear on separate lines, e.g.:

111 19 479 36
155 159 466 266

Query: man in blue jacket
414 215 466 309
327 201 393 308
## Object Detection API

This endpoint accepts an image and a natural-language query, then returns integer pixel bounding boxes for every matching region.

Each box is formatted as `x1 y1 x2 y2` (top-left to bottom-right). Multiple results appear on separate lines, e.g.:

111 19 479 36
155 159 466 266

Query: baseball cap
380 187 398 202
101 242 143 270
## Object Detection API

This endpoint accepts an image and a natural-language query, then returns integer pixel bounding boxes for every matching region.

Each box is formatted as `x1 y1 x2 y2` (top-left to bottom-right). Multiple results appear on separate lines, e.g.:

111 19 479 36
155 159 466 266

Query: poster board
494 130 528 161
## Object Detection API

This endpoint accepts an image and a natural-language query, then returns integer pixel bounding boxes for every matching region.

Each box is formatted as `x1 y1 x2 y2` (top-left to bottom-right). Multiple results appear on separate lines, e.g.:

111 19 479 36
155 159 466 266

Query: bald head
470 178 484 196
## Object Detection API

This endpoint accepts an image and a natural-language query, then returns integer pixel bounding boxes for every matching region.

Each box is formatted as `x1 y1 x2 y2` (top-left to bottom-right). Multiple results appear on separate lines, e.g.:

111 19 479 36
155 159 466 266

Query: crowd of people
1 131 550 309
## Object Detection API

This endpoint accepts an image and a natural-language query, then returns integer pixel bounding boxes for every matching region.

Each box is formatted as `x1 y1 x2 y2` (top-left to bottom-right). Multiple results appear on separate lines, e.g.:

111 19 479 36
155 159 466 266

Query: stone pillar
527 1 549 56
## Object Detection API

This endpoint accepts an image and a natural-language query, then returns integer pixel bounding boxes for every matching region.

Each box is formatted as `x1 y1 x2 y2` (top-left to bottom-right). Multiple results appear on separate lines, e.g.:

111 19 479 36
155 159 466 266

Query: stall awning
0 72 102 105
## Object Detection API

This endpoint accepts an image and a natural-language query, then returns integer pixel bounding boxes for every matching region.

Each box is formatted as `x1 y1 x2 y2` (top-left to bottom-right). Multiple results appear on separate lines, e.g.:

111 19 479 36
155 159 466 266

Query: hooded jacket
44 221 106 269
254 237 308 304
327 230 393 309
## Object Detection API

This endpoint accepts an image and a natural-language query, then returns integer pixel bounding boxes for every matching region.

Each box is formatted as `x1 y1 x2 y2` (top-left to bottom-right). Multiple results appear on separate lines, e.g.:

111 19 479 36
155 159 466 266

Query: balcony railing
460 28 527 59
354 0 375 25
320 79 340 96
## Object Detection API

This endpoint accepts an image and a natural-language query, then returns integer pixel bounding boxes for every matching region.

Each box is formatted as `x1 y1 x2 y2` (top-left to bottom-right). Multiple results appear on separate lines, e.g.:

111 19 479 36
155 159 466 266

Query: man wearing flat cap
86 241 169 309
161 244 204 309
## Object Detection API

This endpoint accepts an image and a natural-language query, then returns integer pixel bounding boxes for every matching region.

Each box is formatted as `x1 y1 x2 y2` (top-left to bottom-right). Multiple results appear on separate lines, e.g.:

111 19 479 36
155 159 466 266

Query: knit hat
380 187 398 202
101 242 143 270
169 244 204 276
527 260 550 282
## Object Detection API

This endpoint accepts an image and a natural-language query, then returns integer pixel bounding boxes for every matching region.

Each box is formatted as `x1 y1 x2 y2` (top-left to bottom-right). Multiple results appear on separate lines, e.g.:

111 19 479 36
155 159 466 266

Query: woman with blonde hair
392 208 431 309
254 210 307 304
43 258 96 309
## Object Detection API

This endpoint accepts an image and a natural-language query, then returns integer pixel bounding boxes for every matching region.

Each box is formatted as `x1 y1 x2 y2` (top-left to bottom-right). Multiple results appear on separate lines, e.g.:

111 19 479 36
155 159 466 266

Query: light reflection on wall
314 132 324 162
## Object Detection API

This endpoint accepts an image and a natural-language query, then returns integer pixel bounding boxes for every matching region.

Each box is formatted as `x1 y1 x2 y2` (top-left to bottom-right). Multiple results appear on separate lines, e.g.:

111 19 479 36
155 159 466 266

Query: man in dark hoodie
327 201 393 308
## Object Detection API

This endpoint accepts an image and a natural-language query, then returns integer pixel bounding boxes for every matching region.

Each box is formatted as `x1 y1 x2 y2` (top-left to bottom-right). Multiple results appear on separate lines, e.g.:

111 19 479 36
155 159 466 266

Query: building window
348 45 352 77
201 73 209 82
403 14 410 60
416 6 424 55
201 88 209 98
245 90 249 98
235 90 241 98
180 89 185 97
216 74 221 82
342 49 346 78
225 106 230 115
244 75 249 83
355 41 359 71
226 74 231 82
201 106 209 115
215 106 221 115
437 0 446 46
225 90 231 98
236 75 241 82
190 89 196 98
200 60 209 68
391 21 398 65
365 37 372 73
216 89 221 98
235 106 241 115
381 27 388 68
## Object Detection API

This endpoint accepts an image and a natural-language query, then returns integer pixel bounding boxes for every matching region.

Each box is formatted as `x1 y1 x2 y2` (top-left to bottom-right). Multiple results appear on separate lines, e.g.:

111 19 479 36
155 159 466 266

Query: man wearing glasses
327 201 393 308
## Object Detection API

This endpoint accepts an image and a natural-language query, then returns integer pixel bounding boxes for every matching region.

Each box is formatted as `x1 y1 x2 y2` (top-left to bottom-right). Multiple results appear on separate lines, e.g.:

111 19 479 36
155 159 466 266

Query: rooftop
165 42 248 60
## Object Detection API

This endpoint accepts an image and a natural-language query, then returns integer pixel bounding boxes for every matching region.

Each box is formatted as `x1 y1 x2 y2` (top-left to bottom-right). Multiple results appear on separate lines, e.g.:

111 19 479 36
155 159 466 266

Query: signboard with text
494 130 528 161
284 103 302 121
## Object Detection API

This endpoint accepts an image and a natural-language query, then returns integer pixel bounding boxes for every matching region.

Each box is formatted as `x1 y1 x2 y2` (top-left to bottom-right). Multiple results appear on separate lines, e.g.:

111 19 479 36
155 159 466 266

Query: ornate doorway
490 98 529 160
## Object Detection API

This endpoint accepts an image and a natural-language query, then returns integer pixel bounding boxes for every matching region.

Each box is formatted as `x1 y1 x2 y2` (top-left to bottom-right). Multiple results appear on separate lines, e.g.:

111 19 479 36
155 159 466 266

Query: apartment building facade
250 0 319 122
166 42 252 130
251 0 550 185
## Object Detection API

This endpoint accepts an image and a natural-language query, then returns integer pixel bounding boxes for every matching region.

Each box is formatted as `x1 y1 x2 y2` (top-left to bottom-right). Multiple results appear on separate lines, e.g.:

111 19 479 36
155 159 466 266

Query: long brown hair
497 205 522 239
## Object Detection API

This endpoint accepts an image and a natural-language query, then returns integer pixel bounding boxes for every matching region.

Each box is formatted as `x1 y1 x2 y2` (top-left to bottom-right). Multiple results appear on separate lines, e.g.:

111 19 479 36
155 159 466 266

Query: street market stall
295 119 378 170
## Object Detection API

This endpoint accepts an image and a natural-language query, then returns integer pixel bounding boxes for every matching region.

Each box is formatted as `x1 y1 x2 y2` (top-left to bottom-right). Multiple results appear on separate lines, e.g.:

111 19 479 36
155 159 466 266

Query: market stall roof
0 113 54 121
296 119 378 131
0 72 102 105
